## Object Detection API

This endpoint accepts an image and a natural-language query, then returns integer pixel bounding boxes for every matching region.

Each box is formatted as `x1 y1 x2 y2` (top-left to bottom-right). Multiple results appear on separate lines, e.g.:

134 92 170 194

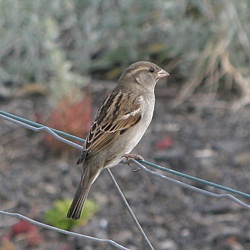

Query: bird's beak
157 69 169 79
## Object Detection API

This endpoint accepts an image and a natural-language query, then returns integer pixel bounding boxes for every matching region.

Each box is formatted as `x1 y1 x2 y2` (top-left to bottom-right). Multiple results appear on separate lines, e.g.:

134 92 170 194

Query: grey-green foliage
0 1 57 84
0 0 249 98
58 0 166 71
0 0 165 86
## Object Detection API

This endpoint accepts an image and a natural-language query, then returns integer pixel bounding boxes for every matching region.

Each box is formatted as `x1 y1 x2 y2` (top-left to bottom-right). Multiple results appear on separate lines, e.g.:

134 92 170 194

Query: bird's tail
67 165 100 220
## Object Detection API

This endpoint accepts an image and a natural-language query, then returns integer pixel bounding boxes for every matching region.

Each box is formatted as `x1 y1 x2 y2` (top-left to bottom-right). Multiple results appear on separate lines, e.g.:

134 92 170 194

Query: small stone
158 239 178 250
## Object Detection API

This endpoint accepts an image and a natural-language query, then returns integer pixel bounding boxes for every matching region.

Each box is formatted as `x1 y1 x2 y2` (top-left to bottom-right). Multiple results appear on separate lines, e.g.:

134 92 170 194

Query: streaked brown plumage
67 61 169 219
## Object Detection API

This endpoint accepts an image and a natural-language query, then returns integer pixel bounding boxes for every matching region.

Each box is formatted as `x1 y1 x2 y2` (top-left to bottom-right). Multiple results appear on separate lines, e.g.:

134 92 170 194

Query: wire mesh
1 110 250 249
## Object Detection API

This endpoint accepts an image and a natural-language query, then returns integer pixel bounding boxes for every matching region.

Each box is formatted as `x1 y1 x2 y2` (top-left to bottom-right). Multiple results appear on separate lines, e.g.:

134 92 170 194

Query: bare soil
1 82 250 250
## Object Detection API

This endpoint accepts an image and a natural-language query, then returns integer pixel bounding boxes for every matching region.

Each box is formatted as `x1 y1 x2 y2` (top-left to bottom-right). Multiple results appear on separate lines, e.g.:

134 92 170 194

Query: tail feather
67 166 100 220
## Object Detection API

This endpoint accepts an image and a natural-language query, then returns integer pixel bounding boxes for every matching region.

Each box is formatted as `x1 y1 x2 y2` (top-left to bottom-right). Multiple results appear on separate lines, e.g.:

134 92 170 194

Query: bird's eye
149 68 155 73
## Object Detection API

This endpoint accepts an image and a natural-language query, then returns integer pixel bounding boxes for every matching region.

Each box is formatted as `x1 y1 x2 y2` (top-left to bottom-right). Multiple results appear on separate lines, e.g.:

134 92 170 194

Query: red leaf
11 220 42 247
155 137 173 150
26 230 42 247
11 220 35 235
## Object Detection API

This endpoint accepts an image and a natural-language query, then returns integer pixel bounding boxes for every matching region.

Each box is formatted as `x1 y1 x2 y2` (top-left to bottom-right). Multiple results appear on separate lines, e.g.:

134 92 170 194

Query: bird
67 61 169 219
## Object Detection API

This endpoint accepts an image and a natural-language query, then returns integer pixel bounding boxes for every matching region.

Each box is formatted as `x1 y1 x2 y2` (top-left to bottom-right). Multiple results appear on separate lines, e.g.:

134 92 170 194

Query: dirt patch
1 83 250 249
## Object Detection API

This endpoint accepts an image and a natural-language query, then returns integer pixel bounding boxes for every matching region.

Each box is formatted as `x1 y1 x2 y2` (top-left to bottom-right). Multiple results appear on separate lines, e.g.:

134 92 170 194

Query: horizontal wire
0 112 82 150
130 159 250 209
0 110 85 143
140 160 250 199
0 211 129 250
1 110 250 202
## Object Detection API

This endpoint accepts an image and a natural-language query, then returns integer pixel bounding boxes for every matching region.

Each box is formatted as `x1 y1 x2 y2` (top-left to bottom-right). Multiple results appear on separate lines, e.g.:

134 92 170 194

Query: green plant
44 199 98 230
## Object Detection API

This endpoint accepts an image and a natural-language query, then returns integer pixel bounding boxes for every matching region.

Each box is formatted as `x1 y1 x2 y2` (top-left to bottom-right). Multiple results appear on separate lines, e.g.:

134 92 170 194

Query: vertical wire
107 169 155 250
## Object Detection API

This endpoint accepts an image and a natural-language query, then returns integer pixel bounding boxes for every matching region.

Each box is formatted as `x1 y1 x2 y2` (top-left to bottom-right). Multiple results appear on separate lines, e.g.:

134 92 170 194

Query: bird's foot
123 154 144 169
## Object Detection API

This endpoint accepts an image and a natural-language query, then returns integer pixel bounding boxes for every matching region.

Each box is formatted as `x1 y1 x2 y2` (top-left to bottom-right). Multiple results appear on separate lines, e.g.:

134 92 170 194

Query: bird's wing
85 89 143 156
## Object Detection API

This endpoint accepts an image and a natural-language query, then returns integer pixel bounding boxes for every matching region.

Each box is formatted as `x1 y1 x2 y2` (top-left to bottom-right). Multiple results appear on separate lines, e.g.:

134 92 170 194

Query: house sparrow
67 61 169 219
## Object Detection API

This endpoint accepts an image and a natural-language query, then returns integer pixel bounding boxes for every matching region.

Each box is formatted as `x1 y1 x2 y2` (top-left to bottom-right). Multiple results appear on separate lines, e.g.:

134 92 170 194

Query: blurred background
1 0 250 249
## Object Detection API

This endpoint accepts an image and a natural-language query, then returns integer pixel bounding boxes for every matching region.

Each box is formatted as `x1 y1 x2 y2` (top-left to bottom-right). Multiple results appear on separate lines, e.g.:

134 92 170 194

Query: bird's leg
76 150 88 165
123 154 144 171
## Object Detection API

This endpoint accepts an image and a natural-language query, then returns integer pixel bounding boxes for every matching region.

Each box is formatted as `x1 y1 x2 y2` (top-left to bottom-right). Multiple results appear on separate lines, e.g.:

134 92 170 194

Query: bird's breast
104 95 155 168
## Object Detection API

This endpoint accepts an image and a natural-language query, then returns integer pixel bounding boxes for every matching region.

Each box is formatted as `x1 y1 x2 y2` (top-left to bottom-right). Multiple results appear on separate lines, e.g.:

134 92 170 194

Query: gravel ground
1 82 250 250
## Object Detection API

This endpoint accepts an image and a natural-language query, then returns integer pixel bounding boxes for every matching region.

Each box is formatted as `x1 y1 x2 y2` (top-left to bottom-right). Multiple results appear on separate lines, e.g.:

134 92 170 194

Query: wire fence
1 110 250 249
